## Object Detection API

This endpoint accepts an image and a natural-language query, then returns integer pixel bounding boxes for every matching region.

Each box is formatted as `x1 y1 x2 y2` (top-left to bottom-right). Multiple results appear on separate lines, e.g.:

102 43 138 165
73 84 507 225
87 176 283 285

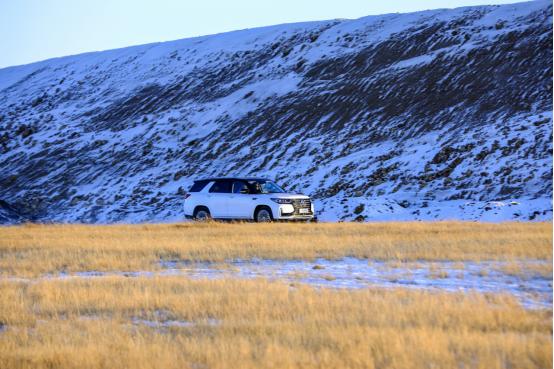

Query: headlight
271 198 293 204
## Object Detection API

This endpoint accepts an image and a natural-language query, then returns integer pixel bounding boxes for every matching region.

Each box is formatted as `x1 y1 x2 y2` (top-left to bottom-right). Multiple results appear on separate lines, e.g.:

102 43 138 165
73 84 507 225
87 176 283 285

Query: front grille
292 199 312 215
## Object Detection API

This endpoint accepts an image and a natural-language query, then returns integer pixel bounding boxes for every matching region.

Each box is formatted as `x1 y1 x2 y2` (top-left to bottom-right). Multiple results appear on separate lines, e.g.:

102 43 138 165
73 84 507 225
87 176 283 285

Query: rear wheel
193 207 211 221
255 207 273 223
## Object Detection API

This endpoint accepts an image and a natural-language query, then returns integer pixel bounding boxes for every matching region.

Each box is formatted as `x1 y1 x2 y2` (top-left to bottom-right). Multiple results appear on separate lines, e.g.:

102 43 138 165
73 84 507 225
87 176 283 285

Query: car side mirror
240 188 249 194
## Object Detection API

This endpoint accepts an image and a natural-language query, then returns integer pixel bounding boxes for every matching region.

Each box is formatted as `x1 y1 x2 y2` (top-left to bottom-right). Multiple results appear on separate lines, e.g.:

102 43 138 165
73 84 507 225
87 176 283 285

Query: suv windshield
247 180 285 194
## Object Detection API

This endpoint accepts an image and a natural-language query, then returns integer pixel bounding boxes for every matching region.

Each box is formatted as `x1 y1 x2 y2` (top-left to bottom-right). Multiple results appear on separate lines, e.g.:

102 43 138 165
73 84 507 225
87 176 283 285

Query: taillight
184 193 191 200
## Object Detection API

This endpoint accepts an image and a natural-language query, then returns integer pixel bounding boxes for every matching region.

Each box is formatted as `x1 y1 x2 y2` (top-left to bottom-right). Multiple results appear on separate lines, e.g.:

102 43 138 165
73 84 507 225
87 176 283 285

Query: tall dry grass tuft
0 222 551 277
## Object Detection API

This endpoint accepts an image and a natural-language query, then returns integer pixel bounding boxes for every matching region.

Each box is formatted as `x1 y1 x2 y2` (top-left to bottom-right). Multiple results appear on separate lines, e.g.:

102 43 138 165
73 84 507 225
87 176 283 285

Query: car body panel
227 193 254 218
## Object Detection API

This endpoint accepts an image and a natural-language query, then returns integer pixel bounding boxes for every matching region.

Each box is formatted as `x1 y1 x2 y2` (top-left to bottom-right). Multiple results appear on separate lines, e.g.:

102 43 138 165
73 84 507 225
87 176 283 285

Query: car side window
232 181 248 194
209 180 232 193
189 180 208 192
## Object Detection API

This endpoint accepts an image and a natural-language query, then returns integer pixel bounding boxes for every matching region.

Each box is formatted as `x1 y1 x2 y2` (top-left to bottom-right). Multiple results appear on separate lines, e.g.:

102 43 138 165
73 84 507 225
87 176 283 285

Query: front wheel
255 208 273 223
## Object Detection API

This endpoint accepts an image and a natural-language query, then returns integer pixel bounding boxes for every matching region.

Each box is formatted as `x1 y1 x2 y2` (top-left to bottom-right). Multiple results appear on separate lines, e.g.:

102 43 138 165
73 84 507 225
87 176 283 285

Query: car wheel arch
254 205 273 222
193 206 211 220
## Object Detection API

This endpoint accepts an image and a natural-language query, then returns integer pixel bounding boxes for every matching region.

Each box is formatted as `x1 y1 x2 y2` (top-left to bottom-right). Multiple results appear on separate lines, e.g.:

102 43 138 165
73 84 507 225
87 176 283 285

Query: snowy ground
315 197 553 222
13 258 552 309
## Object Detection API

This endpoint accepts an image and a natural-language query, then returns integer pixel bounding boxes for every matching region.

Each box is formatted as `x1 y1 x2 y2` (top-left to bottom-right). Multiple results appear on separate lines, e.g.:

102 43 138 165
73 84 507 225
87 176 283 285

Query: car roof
195 177 272 182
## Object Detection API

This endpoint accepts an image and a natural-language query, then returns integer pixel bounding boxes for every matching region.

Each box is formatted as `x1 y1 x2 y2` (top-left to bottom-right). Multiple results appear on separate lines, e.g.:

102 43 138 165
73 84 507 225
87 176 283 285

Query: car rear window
189 180 209 192
209 180 232 193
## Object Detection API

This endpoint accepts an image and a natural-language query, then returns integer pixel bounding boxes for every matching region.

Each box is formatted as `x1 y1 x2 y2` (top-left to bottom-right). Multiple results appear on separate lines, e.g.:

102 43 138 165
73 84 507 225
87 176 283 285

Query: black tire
193 206 211 221
254 207 273 223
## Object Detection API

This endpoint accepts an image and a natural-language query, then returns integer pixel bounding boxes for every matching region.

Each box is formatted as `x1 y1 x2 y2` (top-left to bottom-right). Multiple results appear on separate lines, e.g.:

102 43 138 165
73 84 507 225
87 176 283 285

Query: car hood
260 193 310 199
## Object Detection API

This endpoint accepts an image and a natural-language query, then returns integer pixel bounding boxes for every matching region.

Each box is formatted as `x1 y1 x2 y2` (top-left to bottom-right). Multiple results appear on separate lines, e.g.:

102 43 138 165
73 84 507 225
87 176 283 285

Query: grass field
0 277 552 369
0 222 551 277
0 222 552 368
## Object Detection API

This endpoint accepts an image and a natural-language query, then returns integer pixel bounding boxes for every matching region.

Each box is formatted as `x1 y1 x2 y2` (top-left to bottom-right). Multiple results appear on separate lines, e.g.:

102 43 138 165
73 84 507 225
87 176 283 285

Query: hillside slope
0 1 552 223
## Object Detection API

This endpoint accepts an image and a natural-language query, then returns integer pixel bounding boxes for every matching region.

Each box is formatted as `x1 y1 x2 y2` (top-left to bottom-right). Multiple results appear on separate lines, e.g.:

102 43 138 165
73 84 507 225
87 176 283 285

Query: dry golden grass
495 261 553 279
0 222 551 277
0 223 551 368
0 277 551 369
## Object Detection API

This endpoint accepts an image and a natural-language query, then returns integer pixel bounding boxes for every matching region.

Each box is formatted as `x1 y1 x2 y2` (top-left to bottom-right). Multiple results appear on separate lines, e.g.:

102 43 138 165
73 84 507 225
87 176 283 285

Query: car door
227 180 254 219
206 180 232 218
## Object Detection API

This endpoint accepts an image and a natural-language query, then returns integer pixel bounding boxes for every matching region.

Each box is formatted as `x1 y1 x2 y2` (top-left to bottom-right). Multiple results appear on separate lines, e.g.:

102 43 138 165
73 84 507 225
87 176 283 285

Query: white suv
184 177 315 222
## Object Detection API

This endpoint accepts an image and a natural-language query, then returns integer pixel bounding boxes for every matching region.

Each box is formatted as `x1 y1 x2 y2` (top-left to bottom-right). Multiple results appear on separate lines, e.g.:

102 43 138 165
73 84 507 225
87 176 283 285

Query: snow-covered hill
0 1 552 223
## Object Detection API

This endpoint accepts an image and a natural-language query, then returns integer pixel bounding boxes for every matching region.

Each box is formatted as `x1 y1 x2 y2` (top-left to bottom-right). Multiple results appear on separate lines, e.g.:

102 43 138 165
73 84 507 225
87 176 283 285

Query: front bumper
274 202 315 220
276 215 317 222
